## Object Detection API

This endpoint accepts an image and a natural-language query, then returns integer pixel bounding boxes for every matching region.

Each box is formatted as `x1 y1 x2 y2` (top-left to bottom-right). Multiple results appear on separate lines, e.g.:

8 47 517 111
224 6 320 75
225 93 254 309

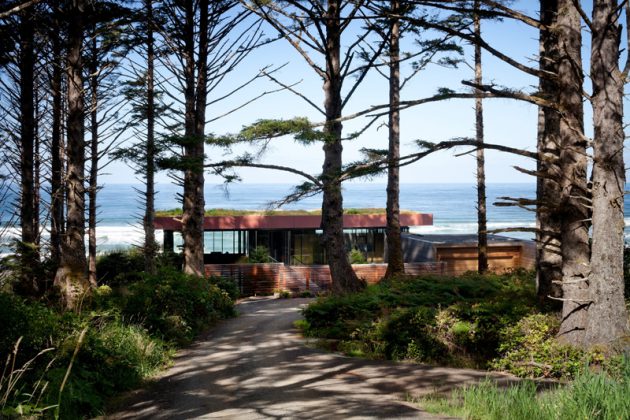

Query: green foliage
302 271 546 369
0 293 66 362
211 117 327 146
302 270 614 378
96 249 145 285
0 261 237 417
0 338 57 418
209 275 239 301
248 246 271 263
348 248 367 264
123 268 235 344
96 248 183 286
50 319 169 419
0 293 170 419
0 240 55 296
419 359 630 420
155 207 397 217
624 246 630 299
275 289 291 299
491 314 588 379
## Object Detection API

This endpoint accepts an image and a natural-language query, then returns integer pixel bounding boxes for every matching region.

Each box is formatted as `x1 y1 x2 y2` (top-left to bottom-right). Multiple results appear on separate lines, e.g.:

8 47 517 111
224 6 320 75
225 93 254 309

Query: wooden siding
205 262 446 296
435 245 533 276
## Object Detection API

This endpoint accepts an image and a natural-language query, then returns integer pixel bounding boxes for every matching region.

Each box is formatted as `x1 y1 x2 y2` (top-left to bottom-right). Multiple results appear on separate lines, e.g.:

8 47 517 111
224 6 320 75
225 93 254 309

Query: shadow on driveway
106 297 516 419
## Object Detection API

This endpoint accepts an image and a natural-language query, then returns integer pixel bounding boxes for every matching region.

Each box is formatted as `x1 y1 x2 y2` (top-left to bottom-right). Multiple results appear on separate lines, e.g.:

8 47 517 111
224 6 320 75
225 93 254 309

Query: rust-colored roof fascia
154 212 433 231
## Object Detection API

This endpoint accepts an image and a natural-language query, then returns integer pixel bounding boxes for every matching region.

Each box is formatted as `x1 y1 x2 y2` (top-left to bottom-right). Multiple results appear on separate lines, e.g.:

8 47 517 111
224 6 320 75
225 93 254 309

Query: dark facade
156 212 432 266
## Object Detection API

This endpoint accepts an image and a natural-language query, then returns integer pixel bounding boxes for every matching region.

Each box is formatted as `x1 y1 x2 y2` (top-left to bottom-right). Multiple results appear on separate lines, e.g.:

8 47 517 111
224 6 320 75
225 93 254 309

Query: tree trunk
54 0 90 310
88 32 98 287
474 0 488 274
50 24 64 268
535 0 572 309
181 0 206 277
18 8 38 295
322 0 363 294
384 0 404 279
578 0 629 349
33 86 40 250
555 0 591 343
144 0 157 274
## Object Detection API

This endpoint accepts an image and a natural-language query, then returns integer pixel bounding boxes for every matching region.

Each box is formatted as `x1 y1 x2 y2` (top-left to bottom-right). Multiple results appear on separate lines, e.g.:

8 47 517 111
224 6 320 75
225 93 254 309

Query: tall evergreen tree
473 0 487 274
384 0 404 278
54 0 90 310
158 0 263 276
576 0 629 348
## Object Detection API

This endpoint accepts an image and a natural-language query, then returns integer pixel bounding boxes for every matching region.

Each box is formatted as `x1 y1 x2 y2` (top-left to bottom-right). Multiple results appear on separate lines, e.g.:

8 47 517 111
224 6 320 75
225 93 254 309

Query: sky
101 0 619 186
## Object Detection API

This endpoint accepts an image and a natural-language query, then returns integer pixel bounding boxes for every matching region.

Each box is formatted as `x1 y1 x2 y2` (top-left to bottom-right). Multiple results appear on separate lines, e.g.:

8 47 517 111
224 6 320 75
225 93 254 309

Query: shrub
96 249 184 286
248 246 271 263
96 249 145 285
48 318 169 419
301 271 540 369
0 293 69 362
275 289 291 299
348 248 367 264
209 275 239 300
124 268 235 344
491 313 587 378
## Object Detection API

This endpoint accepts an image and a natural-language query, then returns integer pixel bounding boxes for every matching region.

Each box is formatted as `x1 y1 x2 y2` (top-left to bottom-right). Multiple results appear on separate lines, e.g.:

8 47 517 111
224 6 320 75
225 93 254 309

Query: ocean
2 182 625 253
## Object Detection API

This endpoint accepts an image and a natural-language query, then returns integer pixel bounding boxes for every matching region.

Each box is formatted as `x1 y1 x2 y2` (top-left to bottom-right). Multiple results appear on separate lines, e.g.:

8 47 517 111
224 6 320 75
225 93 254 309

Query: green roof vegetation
155 208 417 217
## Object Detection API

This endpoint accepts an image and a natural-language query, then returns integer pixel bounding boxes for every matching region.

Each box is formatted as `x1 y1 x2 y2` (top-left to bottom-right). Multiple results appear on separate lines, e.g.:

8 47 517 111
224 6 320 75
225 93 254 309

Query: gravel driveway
106 297 515 419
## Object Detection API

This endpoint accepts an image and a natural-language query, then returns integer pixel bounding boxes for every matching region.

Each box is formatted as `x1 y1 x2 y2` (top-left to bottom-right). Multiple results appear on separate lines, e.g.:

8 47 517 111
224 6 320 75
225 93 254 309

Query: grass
416 359 630 420
155 207 419 217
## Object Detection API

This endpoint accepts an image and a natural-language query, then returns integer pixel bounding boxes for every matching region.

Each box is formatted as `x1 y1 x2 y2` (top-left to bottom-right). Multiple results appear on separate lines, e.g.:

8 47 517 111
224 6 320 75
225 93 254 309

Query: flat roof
154 212 433 231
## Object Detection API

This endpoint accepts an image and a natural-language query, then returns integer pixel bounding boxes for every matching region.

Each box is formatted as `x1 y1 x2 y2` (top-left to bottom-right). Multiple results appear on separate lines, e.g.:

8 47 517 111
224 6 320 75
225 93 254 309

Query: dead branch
0 0 42 19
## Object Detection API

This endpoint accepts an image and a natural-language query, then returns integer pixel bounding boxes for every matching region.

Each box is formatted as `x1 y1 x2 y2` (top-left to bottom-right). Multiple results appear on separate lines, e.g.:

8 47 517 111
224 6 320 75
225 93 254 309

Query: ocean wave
0 224 157 253
409 221 537 234
2 218 630 252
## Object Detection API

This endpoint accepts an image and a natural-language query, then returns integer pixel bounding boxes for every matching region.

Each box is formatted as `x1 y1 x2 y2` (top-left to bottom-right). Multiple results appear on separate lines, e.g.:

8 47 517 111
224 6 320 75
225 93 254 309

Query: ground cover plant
299 270 621 377
0 251 237 418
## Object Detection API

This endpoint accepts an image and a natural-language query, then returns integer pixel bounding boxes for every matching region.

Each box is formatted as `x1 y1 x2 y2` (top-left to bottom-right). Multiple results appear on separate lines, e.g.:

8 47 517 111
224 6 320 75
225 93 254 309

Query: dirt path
107 297 516 419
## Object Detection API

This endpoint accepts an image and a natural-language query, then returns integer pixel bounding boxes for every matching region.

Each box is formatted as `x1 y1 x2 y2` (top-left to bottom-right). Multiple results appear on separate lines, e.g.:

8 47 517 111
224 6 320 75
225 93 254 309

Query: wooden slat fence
205 262 446 296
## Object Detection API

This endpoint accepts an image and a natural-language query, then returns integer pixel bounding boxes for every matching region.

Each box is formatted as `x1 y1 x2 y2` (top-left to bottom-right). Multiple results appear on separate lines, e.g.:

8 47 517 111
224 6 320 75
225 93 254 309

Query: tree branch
205 160 322 186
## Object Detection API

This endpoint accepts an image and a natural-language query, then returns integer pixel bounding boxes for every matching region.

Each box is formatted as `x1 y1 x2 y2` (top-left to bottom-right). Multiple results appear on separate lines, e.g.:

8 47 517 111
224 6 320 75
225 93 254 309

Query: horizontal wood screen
205 262 447 296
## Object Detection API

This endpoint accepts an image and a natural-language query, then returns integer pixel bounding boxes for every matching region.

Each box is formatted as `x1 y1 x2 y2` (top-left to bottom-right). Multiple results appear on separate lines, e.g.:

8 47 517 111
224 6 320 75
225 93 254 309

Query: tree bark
33 83 41 250
321 0 363 293
18 7 38 295
88 31 98 287
54 0 90 310
474 0 488 275
578 0 629 349
384 0 404 279
536 0 563 307
181 0 206 277
144 0 157 274
555 0 591 343
50 22 65 268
